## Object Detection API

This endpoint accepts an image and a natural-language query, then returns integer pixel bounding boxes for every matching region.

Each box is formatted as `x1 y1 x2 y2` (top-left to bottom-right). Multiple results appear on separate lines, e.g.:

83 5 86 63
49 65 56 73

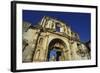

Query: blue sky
23 10 91 42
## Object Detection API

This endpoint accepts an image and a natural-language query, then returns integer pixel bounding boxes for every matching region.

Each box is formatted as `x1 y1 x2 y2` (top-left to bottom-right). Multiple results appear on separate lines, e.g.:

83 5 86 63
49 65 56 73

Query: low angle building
22 16 91 62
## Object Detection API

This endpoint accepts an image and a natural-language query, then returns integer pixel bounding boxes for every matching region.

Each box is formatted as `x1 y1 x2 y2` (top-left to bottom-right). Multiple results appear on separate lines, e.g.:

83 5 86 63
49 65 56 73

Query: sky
23 10 91 42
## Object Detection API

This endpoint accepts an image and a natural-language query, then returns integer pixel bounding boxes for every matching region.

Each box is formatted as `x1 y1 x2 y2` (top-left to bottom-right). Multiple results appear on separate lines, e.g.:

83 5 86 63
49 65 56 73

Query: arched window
48 47 62 61
56 23 61 32
47 39 67 61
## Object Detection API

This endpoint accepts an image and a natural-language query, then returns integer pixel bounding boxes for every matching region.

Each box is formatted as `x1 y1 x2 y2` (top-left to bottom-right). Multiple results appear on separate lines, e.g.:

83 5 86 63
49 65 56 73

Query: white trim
16 3 96 70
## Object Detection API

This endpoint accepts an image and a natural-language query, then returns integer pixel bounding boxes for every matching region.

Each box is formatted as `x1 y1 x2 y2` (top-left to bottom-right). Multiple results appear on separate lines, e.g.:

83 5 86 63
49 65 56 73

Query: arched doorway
47 38 67 61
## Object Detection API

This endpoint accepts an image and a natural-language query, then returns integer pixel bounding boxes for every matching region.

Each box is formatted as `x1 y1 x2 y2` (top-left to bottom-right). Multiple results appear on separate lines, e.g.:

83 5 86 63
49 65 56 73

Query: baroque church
22 16 91 62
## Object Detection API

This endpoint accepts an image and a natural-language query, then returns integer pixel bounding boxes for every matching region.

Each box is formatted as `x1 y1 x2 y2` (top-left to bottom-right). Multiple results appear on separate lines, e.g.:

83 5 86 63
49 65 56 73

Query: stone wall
22 16 90 62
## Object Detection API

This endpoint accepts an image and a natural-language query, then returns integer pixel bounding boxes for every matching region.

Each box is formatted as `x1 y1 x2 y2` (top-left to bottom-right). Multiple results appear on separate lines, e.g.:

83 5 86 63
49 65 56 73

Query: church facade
22 16 90 62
